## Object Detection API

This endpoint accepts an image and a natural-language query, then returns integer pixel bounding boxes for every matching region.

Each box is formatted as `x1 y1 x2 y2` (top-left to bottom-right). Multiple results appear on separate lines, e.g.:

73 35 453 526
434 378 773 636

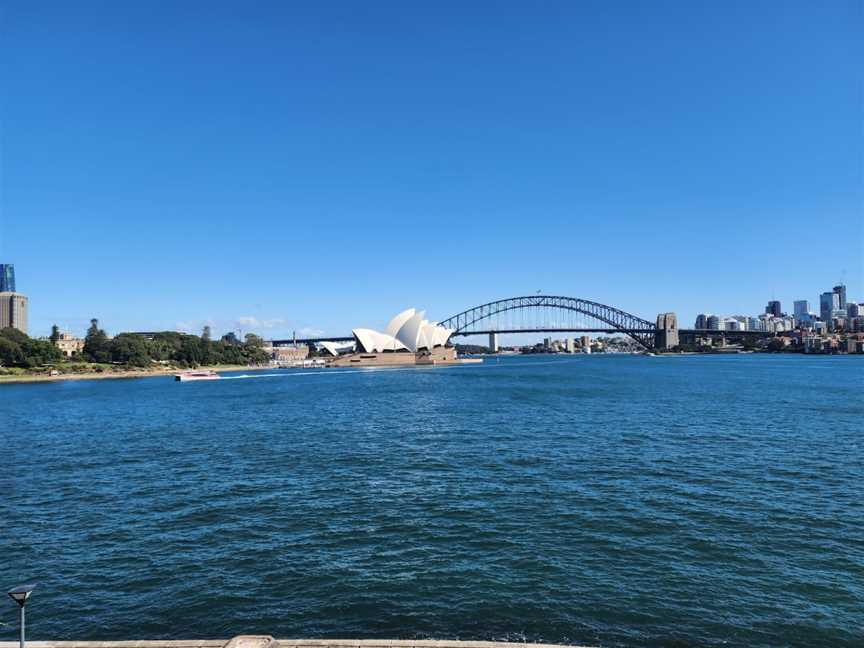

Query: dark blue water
2 355 862 647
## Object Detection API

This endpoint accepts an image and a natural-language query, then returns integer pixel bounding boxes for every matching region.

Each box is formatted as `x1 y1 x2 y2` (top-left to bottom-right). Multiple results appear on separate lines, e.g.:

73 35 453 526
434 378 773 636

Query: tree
244 333 264 348
180 335 203 366
0 336 22 367
0 328 62 368
241 333 269 365
221 332 239 345
50 324 61 344
199 326 214 365
109 333 151 367
84 318 110 363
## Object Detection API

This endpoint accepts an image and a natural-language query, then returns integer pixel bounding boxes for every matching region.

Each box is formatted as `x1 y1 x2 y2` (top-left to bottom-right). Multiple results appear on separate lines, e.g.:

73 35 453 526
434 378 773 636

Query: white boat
175 370 220 382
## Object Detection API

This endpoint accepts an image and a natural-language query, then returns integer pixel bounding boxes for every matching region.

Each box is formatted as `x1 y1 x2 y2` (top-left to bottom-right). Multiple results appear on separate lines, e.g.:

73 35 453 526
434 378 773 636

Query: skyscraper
820 291 839 324
766 301 782 317
793 300 809 318
0 292 27 333
833 284 847 310
0 264 15 292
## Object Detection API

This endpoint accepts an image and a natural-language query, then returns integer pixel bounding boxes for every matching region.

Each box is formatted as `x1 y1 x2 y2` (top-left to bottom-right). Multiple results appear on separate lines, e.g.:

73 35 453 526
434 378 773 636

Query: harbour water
2 355 862 647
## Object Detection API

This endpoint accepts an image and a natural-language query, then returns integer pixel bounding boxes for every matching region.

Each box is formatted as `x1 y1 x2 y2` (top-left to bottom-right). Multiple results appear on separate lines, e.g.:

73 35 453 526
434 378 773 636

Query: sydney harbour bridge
272 295 772 351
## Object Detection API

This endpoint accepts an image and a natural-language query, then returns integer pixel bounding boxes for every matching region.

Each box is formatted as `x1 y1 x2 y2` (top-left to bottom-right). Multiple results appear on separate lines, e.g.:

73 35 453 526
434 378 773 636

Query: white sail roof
432 325 453 348
395 311 426 352
384 308 416 337
417 320 434 351
353 328 407 353
353 308 453 353
320 340 355 356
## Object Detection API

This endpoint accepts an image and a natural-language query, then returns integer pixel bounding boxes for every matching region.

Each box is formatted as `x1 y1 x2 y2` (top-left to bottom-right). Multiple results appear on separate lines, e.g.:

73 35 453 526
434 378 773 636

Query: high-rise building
724 318 740 331
847 303 861 319
833 284 847 310
766 301 782 317
820 291 839 324
730 315 748 331
793 300 809 318
0 292 27 333
0 264 15 293
695 313 710 329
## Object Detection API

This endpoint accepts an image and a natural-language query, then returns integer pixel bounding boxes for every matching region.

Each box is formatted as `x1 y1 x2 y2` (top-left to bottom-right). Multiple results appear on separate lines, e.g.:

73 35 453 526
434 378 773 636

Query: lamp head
7 584 36 607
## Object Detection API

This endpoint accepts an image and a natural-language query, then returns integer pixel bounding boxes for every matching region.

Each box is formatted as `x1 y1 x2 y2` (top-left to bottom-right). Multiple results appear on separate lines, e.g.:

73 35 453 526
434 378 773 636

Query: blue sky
1 1 861 340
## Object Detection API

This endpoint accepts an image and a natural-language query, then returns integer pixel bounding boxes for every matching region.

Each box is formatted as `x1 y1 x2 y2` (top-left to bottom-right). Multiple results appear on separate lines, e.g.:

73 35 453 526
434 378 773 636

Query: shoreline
2 352 857 385
0 364 266 385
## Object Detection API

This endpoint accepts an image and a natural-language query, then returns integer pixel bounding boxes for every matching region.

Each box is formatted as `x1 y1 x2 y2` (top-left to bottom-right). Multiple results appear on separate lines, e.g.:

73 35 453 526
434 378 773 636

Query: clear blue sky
1 1 861 339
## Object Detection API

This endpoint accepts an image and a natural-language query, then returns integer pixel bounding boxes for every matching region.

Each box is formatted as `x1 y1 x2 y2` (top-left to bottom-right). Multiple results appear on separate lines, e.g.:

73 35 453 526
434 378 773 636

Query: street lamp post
7 584 36 648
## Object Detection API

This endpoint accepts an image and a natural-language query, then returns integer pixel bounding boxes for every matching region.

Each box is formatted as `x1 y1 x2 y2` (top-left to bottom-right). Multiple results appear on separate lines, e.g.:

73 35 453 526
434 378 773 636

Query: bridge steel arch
437 295 658 349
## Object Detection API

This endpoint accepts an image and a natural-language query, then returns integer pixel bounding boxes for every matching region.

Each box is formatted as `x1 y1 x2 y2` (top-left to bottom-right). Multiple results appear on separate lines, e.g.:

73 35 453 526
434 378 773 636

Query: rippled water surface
2 355 863 647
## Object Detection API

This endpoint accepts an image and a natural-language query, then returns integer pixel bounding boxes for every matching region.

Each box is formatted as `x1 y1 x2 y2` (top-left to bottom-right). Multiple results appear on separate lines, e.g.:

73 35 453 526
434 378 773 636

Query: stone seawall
0 639 588 648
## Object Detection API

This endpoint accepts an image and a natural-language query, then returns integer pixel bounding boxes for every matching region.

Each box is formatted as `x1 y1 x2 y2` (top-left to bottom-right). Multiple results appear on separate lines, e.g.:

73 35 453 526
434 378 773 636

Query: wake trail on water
219 365 476 380
217 358 603 380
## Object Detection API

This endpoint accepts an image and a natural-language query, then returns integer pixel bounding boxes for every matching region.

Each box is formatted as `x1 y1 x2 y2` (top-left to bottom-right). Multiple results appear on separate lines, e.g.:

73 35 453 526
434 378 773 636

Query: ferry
175 370 220 382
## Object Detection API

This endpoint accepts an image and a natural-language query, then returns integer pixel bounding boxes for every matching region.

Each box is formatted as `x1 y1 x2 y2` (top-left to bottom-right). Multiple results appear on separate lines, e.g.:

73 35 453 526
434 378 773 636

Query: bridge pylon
655 313 679 350
489 332 499 353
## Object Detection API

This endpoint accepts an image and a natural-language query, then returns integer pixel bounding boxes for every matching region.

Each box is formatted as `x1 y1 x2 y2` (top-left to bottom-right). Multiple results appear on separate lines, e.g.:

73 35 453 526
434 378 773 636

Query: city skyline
1 1 862 338
2 255 858 342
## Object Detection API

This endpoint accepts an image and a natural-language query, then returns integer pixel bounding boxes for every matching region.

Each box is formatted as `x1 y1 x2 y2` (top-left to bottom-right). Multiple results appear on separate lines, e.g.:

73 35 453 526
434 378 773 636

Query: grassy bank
0 363 262 384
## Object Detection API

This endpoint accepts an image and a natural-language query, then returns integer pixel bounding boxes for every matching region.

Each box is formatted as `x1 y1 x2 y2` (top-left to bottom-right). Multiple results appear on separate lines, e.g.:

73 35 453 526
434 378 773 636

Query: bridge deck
272 328 772 346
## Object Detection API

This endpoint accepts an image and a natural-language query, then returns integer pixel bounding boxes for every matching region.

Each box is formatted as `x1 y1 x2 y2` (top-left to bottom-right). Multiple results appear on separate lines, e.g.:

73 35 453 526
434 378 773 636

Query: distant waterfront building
730 315 748 331
833 284 847 310
793 300 809 319
831 310 847 330
747 316 761 331
820 292 839 326
0 292 28 333
264 343 309 365
759 313 789 333
766 301 782 317
706 315 721 330
0 264 15 293
565 338 575 353
54 331 85 357
847 303 860 319
695 313 710 329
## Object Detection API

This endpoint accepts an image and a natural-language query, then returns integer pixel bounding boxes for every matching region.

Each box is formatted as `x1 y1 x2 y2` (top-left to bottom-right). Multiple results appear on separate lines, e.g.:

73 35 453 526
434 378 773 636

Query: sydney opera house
320 308 467 367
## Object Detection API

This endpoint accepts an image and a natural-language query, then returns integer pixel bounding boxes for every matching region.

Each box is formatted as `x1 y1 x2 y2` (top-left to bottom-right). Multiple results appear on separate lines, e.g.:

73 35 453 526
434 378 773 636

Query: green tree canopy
109 333 151 367
84 318 111 363
0 328 62 368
